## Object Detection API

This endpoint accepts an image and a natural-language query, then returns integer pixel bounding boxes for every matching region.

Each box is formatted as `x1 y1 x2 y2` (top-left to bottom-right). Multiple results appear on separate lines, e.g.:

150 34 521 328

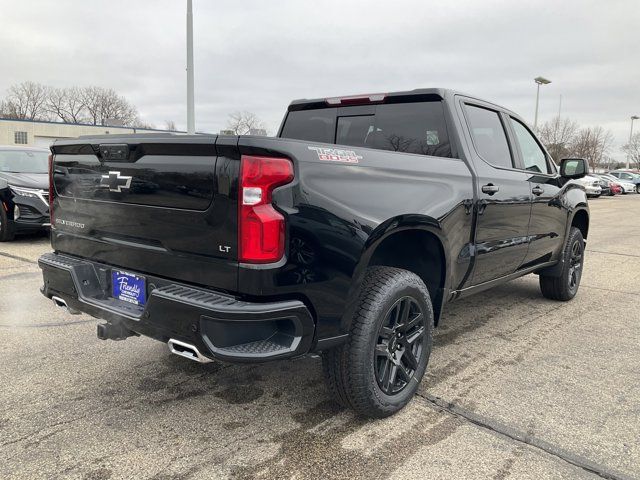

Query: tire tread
322 266 433 417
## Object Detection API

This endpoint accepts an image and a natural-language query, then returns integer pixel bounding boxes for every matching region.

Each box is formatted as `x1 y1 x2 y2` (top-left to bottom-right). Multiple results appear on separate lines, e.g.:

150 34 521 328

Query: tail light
238 155 294 263
48 153 55 224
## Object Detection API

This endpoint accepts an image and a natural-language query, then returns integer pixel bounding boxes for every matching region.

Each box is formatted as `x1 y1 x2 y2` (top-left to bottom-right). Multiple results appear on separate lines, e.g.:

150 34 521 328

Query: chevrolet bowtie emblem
100 171 132 193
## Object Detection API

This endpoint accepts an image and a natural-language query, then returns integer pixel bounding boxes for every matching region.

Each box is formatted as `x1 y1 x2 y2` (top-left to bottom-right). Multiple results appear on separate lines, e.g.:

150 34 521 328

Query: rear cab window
280 101 452 158
279 109 336 144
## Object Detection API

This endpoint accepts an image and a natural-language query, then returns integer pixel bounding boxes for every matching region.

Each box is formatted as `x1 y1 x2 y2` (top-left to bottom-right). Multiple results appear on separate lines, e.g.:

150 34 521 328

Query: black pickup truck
39 88 590 417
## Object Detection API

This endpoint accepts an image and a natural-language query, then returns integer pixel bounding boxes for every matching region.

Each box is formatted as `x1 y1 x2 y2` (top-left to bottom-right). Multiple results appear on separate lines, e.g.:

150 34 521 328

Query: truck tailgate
50 135 239 292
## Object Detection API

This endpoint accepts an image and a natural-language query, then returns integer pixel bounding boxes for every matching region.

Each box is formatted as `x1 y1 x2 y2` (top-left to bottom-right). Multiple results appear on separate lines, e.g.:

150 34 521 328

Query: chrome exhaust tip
51 295 81 315
168 338 212 363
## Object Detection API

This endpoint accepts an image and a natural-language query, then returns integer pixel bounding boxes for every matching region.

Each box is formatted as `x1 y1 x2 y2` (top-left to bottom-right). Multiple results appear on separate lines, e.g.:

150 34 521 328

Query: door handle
532 185 544 196
481 184 499 195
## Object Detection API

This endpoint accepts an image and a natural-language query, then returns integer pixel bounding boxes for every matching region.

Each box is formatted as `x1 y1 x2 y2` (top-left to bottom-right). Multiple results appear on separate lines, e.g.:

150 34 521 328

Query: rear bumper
38 252 315 362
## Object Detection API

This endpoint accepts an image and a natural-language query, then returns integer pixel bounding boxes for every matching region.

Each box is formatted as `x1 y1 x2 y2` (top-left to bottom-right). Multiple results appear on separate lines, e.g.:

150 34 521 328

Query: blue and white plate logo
112 270 146 306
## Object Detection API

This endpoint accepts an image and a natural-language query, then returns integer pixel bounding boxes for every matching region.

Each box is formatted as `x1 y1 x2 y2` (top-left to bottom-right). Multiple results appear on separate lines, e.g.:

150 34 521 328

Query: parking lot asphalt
1 195 639 480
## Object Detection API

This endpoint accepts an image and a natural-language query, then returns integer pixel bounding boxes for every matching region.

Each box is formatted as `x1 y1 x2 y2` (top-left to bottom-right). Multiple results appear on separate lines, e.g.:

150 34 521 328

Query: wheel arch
342 215 450 330
537 205 589 279
570 207 589 240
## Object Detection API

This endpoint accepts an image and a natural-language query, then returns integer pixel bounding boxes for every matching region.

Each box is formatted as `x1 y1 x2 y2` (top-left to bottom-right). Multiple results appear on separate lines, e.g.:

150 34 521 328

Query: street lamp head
632 115 639 120
534 76 551 85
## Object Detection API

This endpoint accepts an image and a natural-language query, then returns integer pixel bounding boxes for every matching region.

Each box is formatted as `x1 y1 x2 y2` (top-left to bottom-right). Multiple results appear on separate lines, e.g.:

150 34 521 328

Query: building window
14 131 28 144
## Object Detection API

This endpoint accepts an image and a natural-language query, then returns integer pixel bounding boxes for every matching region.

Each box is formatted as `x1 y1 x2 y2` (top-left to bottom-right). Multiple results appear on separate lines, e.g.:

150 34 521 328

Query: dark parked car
0 146 51 241
39 89 590 417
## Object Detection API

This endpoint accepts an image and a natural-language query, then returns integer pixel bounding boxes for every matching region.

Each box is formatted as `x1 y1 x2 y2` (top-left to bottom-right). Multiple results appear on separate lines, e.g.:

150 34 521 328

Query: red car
610 182 622 195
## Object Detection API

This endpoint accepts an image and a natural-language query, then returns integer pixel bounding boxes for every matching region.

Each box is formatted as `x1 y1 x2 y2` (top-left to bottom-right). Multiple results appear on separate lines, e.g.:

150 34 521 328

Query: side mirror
560 158 588 179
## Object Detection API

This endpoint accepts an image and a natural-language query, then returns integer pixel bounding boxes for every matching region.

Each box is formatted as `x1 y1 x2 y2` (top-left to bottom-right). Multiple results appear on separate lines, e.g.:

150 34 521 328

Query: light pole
186 0 195 135
627 115 639 169
533 76 551 130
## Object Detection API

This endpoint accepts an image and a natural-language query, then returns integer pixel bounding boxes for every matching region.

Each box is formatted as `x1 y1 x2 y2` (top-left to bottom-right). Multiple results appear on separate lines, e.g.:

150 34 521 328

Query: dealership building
0 118 173 148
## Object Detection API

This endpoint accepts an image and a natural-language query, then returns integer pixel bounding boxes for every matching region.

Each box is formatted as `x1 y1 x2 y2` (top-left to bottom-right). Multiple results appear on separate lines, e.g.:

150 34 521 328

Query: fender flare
338 214 451 332
567 204 589 238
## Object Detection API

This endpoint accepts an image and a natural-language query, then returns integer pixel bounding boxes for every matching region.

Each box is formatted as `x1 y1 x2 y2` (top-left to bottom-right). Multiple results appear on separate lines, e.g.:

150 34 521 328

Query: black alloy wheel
374 296 426 395
567 238 583 292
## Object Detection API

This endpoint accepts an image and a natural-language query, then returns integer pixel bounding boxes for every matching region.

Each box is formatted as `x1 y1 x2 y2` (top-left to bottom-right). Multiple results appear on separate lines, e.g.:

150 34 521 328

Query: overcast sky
1 0 639 159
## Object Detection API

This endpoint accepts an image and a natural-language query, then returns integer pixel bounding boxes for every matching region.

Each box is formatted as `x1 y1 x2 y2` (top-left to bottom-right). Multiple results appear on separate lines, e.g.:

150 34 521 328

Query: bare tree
80 86 138 126
2 81 50 120
569 126 614 172
622 132 640 170
99 88 138 126
226 111 267 135
47 87 87 123
164 120 177 131
538 116 579 162
80 86 103 125
1 82 148 128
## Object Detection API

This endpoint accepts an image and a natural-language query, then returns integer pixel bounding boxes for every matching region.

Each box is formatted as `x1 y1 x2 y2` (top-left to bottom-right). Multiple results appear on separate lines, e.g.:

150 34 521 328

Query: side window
509 118 550 174
464 105 513 168
372 102 451 157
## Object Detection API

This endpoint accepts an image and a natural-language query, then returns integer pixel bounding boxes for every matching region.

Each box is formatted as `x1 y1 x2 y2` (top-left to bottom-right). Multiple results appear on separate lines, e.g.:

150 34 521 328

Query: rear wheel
540 227 584 301
0 207 15 242
322 266 433 418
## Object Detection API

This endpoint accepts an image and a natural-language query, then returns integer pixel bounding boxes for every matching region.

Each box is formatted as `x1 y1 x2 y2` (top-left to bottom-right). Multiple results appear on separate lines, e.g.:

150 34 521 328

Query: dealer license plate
111 270 146 306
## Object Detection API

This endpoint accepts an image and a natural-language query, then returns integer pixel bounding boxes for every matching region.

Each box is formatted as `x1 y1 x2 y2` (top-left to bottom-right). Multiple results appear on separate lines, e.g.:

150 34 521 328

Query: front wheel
636 185 640 194
539 227 584 301
322 266 434 418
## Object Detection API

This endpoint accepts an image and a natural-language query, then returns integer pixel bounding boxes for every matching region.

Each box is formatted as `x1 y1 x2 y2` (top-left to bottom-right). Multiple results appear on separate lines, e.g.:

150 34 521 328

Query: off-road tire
540 227 584 301
322 266 434 418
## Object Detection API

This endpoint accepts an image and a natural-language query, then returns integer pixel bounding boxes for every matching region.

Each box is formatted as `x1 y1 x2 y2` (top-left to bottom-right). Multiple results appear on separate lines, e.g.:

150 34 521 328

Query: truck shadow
148 277 543 409
95 278 545 479
70 281 552 479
